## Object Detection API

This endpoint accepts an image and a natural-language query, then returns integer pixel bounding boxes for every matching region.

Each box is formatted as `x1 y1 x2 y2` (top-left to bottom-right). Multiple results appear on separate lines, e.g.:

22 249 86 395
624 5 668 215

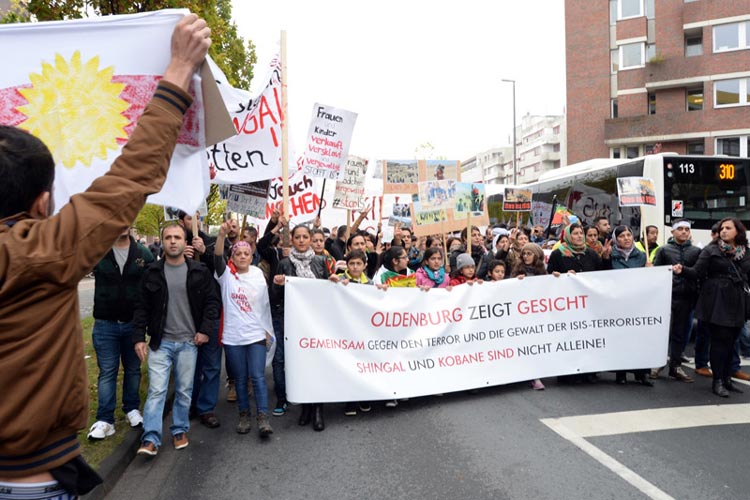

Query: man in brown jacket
0 14 211 498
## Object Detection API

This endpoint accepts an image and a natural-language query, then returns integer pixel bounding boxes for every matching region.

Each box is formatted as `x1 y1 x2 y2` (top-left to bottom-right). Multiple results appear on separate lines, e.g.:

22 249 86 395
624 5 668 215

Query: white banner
206 55 283 185
285 267 672 403
332 155 368 210
0 10 215 213
302 103 357 180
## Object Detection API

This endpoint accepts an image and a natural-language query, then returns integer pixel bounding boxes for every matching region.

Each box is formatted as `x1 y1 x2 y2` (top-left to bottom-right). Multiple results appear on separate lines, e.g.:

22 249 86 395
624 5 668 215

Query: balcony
644 51 750 89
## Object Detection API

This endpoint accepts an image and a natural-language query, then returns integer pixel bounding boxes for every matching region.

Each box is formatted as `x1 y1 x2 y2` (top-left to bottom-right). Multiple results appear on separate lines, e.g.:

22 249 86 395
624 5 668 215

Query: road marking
684 359 750 386
541 404 750 500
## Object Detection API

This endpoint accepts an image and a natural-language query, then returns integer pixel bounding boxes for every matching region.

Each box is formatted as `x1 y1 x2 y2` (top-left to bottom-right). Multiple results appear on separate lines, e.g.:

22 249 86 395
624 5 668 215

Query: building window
687 141 705 155
648 93 656 114
618 0 643 20
611 98 619 118
714 78 750 107
716 137 742 156
553 143 561 152
713 22 750 52
685 33 703 56
626 146 639 158
687 88 704 111
612 147 622 159
620 42 645 70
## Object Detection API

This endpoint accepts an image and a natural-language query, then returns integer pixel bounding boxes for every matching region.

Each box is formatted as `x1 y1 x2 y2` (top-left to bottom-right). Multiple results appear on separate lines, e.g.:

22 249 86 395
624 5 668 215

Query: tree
5 0 257 234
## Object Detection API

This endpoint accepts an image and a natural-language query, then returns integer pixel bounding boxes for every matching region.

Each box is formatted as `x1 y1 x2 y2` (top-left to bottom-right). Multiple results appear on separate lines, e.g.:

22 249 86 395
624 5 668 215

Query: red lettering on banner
370 308 463 328
517 295 588 315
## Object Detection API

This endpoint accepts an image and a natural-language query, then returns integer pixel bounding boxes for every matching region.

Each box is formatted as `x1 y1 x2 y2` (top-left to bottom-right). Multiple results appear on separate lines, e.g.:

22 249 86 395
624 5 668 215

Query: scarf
719 240 747 261
288 248 316 278
422 266 446 286
587 239 604 256
558 225 586 258
617 244 635 261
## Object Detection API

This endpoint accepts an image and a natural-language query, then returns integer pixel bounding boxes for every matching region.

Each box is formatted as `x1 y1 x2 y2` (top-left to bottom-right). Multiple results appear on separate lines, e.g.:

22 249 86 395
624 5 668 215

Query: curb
83 390 175 499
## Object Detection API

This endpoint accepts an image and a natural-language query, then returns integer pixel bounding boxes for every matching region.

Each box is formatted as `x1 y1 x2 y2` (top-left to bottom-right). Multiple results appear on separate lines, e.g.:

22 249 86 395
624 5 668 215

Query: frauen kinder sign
285 267 672 402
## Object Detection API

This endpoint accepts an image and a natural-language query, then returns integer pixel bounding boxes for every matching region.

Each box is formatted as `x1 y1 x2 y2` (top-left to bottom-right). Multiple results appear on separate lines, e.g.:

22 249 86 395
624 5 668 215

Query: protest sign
302 104 357 180
383 159 460 195
413 201 448 226
220 181 270 218
454 182 486 217
503 187 532 212
332 155 368 210
206 55 284 185
0 10 235 214
265 169 320 225
617 177 656 207
417 180 456 210
285 267 671 402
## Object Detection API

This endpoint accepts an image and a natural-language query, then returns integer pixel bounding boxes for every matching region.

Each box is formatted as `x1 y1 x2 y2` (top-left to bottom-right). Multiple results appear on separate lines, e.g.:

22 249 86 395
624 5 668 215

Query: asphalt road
103 361 750 500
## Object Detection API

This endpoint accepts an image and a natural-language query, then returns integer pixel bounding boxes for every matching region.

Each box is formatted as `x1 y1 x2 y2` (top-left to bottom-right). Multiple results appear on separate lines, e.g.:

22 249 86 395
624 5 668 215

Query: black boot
725 378 744 393
298 404 312 426
635 372 654 387
615 372 626 385
713 379 729 397
312 404 325 431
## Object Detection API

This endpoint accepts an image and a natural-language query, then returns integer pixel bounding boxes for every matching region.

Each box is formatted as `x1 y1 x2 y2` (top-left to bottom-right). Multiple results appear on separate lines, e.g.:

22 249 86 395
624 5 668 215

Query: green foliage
133 203 165 236
206 184 227 227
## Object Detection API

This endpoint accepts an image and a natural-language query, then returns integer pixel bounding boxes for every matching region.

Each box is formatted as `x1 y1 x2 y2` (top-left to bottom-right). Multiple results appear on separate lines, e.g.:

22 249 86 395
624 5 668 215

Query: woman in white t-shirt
215 221 275 436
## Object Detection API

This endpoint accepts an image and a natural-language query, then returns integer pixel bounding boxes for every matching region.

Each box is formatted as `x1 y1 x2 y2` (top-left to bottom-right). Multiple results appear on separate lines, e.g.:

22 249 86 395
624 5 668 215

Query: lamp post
501 79 517 185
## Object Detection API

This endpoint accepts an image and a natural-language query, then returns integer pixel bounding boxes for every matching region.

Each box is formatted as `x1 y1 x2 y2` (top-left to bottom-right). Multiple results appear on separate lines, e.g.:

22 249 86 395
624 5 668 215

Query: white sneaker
87 421 115 440
126 409 144 428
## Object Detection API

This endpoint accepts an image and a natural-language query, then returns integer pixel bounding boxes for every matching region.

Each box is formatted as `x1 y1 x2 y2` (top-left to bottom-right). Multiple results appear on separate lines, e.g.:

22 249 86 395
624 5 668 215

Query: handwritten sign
206 56 283 184
303 103 357 180
332 155 368 210
220 181 270 218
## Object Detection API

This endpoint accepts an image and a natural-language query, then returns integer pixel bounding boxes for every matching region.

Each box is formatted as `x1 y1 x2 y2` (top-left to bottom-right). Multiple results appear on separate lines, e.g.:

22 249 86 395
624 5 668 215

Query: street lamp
501 79 517 185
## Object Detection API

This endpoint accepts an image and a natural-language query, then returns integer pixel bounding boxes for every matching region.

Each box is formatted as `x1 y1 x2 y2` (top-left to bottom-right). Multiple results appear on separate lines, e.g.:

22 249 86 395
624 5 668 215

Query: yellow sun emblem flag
17 51 129 169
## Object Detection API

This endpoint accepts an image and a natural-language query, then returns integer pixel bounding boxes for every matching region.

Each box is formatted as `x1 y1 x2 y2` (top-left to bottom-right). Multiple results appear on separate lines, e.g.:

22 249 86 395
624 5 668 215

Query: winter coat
272 255 330 313
683 243 750 327
546 247 602 274
653 239 701 301
415 267 450 288
608 245 647 270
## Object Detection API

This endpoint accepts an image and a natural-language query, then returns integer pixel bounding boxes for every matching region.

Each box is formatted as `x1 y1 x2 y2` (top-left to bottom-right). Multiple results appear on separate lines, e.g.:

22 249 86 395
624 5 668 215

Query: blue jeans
694 320 711 369
191 320 221 415
141 340 197 447
224 342 269 414
92 320 140 424
272 313 285 402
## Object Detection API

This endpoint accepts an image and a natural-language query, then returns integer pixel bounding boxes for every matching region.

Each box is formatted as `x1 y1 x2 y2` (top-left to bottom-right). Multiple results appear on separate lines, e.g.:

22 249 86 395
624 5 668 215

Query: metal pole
502 79 517 185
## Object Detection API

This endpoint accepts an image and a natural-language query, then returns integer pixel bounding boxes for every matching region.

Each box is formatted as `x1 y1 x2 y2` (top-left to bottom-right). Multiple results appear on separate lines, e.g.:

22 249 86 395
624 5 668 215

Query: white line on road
541 404 750 500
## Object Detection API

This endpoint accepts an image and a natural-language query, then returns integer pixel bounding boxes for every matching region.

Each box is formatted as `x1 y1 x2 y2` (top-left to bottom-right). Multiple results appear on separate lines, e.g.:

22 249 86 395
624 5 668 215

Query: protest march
1 7 750 500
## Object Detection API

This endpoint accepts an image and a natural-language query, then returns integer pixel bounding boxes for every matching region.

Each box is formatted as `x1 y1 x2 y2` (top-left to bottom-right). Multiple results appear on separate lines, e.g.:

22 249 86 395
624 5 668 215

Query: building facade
566 0 750 163
461 147 513 185
513 113 566 184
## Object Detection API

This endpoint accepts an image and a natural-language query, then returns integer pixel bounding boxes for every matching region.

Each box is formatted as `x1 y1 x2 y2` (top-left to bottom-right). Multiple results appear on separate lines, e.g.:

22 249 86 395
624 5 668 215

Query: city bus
486 154 750 246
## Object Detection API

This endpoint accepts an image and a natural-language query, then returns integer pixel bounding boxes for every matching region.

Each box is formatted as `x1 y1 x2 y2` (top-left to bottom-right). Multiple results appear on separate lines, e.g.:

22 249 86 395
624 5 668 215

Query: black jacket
93 237 154 322
271 256 329 312
653 238 701 301
547 247 602 274
132 259 221 350
684 243 750 328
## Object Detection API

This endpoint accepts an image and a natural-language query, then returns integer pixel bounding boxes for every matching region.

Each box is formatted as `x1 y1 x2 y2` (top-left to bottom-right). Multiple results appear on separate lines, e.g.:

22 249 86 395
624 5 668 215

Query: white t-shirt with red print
216 266 274 346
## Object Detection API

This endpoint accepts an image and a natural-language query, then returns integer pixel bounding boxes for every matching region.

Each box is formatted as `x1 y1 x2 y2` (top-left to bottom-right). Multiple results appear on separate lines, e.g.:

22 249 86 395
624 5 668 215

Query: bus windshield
664 157 750 231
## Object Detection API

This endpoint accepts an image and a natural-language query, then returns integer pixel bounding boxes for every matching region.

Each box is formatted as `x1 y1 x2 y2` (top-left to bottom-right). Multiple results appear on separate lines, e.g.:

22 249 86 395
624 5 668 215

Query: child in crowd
450 253 482 286
416 247 450 289
486 259 506 281
214 221 275 436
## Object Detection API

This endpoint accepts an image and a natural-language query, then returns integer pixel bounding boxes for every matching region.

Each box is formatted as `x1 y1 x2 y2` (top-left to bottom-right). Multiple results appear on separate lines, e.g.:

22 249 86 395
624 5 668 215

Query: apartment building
566 0 750 163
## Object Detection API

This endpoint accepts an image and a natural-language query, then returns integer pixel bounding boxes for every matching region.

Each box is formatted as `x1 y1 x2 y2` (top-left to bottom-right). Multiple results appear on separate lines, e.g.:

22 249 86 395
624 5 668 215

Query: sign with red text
617 177 656 207
503 187 532 212
265 169 321 225
285 267 671 402
303 103 357 180
206 55 283 185
332 155 368 210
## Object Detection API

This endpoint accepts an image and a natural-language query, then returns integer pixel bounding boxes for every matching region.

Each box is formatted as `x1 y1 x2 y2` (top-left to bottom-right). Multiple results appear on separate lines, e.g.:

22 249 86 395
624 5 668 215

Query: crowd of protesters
76 204 750 464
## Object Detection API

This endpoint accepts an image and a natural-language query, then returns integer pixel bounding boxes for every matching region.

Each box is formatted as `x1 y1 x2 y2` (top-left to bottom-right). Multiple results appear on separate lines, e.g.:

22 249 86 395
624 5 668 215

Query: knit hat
521 242 544 262
456 253 475 271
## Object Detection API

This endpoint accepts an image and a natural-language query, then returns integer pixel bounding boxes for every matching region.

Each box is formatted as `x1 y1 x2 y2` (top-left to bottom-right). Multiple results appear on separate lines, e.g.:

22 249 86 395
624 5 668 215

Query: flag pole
544 194 558 239
280 30 290 246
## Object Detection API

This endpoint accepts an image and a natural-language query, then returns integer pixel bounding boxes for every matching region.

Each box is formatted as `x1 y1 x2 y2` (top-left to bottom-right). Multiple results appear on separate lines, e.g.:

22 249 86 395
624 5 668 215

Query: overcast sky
232 0 566 162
